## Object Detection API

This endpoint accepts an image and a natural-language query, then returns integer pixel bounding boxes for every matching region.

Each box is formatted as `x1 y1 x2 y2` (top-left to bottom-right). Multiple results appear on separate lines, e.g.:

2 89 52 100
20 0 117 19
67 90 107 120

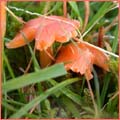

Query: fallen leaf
56 42 109 80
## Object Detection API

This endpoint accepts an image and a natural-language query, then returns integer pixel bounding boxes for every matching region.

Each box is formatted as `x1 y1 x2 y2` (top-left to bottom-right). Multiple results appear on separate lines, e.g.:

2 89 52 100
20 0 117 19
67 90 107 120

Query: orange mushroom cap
6 16 80 51
56 42 109 80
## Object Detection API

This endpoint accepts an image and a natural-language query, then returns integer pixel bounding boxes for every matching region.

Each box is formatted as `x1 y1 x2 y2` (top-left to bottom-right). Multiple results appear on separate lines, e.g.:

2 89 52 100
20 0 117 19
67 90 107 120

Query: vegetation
2 1 118 118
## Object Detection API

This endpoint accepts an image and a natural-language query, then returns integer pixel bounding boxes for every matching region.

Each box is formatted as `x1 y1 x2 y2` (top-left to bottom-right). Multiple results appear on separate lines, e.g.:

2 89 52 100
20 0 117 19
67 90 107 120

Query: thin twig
63 0 67 17
74 38 119 58
25 85 37 119
45 49 55 61
7 6 78 30
24 46 36 74
43 2 51 14
8 5 82 39
101 91 119 112
83 41 119 58
29 103 37 114
5 7 25 24
86 79 98 117
104 16 118 33
109 91 119 101
93 17 118 38
82 1 90 33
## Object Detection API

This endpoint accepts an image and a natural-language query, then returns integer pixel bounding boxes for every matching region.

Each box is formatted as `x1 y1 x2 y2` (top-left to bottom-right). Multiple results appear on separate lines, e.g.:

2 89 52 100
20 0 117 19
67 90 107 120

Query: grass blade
112 26 118 53
46 2 62 15
3 52 15 78
49 79 82 105
68 1 83 25
93 68 101 109
68 1 80 16
100 73 111 106
60 96 81 118
82 2 113 37
2 63 67 93
20 31 40 71
10 78 80 118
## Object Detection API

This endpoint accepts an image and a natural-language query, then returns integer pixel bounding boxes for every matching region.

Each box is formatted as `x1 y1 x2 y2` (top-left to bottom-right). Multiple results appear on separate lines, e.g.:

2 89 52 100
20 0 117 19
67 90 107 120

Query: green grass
2 1 118 119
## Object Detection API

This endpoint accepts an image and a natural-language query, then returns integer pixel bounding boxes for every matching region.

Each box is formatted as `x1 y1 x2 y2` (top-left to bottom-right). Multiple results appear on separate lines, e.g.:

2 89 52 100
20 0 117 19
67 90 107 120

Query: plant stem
86 80 99 118
82 1 90 33
63 0 67 17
